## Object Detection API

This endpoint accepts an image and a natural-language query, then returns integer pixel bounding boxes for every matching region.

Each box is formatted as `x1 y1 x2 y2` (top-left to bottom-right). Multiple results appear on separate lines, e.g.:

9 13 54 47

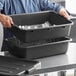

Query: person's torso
3 0 41 15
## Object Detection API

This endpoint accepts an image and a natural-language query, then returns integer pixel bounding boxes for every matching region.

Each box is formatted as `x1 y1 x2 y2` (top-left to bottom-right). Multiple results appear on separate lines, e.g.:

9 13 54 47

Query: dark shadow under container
7 37 71 59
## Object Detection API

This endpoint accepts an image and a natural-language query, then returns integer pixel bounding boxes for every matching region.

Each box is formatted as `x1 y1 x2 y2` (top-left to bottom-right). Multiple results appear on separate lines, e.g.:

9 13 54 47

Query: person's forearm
40 0 63 13
40 0 70 19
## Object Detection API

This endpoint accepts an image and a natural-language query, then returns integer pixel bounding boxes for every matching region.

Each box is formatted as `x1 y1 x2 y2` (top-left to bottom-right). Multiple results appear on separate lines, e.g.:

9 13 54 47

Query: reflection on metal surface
58 71 66 76
66 69 74 76
33 69 75 76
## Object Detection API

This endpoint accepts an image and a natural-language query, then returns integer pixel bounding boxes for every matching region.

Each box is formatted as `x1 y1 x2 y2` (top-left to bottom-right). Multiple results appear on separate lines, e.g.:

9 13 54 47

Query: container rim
26 37 72 48
14 21 73 31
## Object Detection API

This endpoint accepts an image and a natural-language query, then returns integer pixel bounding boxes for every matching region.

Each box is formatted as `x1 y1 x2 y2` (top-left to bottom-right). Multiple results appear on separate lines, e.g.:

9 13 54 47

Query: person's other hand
59 8 70 19
0 14 13 28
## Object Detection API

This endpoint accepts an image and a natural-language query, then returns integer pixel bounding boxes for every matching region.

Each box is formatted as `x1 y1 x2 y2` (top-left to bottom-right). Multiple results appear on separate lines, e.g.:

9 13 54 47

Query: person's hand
59 8 70 19
0 14 13 28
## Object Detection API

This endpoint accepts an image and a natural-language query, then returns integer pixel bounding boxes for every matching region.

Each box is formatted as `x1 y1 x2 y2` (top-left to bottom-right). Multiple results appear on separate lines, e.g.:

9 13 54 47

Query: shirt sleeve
0 0 5 12
39 0 64 13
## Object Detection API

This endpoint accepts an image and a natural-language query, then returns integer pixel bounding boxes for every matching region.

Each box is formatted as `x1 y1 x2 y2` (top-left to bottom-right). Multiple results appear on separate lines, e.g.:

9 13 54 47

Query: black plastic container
7 37 71 59
11 11 73 42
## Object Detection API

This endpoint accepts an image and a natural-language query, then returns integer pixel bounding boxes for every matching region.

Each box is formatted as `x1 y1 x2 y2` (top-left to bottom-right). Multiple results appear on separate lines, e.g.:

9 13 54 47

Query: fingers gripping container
8 11 73 59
